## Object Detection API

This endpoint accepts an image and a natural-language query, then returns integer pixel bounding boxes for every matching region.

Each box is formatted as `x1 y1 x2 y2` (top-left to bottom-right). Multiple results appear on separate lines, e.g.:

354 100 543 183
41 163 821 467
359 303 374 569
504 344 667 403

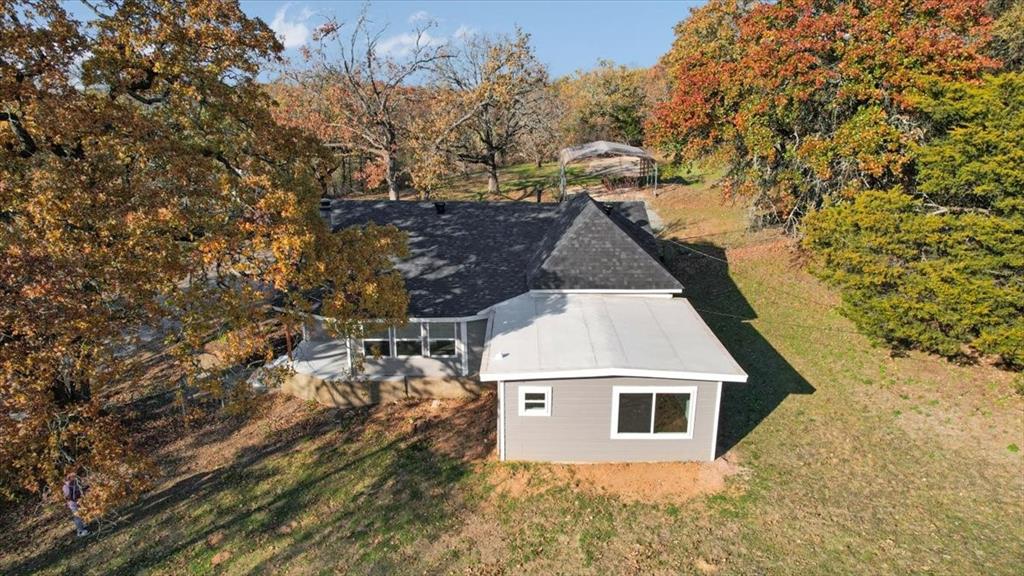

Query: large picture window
610 386 696 439
427 322 457 358
394 323 423 357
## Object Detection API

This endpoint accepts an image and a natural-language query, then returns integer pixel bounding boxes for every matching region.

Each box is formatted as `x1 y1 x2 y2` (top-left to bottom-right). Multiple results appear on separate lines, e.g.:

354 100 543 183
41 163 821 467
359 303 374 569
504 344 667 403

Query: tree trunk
384 152 399 201
284 322 294 362
535 155 543 168
486 152 500 195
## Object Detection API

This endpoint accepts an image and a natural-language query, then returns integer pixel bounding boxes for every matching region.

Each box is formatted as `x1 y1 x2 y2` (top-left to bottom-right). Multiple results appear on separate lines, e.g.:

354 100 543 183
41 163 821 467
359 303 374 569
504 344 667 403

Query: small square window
518 386 551 417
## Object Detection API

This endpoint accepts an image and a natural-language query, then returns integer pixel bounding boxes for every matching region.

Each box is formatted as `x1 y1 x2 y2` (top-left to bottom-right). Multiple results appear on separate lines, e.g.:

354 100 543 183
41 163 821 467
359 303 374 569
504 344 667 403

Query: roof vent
319 198 332 210
434 202 447 215
601 202 614 214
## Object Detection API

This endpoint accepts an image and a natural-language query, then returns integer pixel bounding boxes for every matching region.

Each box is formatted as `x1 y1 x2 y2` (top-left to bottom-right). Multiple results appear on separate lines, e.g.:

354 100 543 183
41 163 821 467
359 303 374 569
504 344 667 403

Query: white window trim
518 385 551 417
425 322 457 359
393 323 424 358
610 385 697 440
458 321 468 375
359 320 467 360
361 329 392 357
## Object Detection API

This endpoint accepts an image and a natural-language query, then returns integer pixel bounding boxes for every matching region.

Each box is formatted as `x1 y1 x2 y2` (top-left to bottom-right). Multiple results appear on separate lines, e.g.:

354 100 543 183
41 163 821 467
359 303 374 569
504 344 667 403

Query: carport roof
479 293 748 383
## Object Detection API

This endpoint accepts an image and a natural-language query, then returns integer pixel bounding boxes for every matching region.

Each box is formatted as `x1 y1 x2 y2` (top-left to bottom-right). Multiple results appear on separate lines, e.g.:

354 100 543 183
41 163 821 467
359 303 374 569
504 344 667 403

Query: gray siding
503 377 721 462
466 319 488 376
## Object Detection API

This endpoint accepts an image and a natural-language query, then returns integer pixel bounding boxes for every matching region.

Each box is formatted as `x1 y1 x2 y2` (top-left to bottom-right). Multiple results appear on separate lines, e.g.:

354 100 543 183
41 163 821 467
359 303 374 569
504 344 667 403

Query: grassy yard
2 166 1022 575
425 161 600 203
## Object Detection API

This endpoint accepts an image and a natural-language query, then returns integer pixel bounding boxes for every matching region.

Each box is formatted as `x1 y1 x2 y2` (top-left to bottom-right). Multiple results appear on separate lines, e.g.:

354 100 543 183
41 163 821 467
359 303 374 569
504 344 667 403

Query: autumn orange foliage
648 0 997 227
1 0 407 516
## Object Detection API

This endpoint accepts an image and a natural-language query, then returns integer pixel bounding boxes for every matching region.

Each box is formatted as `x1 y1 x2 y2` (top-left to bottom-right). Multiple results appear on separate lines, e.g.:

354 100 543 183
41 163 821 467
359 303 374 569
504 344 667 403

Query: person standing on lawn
62 471 90 538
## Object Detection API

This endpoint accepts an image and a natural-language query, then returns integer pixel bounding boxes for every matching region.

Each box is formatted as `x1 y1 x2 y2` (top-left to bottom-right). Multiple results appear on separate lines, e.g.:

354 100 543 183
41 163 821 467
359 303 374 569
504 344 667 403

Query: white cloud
270 3 311 49
377 31 445 58
408 10 431 24
453 24 477 40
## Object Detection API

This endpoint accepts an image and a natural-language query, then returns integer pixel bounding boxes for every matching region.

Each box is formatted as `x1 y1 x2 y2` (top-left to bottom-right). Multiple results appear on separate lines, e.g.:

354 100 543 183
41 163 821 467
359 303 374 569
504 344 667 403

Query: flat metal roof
479 293 748 383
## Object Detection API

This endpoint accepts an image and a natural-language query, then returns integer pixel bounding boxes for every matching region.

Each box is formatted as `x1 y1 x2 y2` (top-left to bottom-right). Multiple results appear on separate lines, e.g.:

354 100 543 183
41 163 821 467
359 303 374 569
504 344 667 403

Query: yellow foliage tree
0 0 407 516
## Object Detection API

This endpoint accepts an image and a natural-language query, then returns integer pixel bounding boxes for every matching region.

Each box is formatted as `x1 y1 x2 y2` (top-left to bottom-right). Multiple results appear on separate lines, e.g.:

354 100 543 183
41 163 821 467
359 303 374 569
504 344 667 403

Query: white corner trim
517 385 552 417
477 311 498 376
609 385 697 440
479 367 748 384
408 314 489 323
710 381 723 461
497 381 506 461
459 321 468 376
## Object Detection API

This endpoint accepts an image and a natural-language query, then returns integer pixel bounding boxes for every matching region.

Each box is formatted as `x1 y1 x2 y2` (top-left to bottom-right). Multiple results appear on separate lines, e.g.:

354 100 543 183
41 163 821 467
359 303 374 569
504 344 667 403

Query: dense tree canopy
803 73 1023 366
647 0 1021 369
277 10 447 200
414 29 547 195
989 0 1024 71
649 0 997 228
1 0 407 515
555 60 651 147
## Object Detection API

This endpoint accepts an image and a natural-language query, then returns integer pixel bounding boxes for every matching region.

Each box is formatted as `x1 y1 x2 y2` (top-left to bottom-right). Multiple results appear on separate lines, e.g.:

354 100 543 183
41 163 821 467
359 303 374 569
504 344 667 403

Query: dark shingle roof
604 200 662 259
525 194 681 291
326 194 679 317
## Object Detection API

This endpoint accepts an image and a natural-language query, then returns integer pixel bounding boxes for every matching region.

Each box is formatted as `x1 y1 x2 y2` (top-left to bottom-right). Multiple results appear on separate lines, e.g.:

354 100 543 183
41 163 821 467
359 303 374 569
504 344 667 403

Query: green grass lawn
2 166 1021 575
425 161 602 202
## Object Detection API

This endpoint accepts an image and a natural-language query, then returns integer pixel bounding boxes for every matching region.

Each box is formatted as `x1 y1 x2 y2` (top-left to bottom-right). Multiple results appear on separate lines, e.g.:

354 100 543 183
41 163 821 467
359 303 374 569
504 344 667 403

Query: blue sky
241 1 708 77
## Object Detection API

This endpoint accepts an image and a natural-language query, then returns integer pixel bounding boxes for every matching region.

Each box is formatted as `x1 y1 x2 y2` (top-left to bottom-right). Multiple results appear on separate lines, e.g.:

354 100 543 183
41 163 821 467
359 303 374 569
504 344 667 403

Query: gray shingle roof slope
525 194 681 291
603 200 662 260
328 200 557 317
326 194 679 317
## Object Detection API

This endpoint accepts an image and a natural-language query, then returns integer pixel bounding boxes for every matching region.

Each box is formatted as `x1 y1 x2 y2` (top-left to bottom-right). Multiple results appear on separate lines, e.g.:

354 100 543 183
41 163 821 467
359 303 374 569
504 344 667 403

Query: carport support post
558 164 566 201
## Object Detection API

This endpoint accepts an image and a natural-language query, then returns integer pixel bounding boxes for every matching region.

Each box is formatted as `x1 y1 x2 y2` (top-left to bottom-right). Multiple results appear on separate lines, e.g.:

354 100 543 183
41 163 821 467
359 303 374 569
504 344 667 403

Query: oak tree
1 0 407 516
649 0 997 228
283 9 448 200
419 28 547 195
556 60 651 147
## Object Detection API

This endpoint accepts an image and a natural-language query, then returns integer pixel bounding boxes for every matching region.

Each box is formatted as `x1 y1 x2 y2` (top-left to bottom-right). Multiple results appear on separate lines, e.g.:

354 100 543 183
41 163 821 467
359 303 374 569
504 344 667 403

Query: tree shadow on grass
4 396 496 575
659 240 816 457
659 172 703 186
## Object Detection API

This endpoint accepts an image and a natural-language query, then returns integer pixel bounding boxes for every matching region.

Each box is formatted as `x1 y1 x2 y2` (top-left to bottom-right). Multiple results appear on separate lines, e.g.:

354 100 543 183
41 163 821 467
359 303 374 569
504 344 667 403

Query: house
289 193 747 462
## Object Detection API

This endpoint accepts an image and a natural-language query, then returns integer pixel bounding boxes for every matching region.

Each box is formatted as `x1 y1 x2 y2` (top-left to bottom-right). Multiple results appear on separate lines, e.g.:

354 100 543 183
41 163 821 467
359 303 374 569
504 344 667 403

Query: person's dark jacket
62 478 84 503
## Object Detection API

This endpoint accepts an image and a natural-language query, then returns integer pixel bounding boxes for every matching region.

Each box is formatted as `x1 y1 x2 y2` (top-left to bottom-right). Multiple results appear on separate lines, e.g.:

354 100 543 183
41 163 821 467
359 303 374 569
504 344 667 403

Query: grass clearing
2 165 1021 575
428 162 600 202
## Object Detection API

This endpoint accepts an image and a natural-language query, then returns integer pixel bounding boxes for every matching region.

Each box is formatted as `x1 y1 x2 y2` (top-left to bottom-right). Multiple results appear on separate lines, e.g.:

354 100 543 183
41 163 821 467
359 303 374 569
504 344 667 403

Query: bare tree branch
1 111 38 157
